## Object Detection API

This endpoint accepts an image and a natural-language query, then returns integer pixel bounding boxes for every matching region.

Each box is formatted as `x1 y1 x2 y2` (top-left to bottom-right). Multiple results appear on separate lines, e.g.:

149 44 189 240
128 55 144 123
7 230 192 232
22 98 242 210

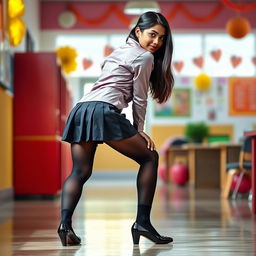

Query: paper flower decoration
194 73 212 91
8 0 25 18
9 18 26 46
55 46 78 74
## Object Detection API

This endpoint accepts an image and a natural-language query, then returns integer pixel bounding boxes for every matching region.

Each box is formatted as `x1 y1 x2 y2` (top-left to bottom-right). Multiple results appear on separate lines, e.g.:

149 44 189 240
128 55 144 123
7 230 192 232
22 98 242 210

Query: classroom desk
244 131 256 214
166 144 240 189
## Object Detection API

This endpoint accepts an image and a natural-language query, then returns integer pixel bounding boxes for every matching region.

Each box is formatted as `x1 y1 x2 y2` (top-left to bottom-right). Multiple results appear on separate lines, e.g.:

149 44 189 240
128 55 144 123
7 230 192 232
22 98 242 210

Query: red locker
14 53 72 196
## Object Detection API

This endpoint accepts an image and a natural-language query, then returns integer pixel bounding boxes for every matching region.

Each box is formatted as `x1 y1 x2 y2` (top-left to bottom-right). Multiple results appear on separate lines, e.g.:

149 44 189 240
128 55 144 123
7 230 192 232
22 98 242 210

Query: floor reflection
132 244 173 256
0 182 256 255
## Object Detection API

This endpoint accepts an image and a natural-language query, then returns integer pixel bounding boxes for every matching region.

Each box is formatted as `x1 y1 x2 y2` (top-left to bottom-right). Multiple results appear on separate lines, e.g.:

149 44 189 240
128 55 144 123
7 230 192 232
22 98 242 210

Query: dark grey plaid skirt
62 101 138 143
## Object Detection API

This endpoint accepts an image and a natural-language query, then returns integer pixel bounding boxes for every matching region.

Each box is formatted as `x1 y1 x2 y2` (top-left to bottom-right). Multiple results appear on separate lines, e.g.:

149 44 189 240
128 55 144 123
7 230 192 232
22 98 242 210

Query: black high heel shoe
131 222 173 244
57 223 81 246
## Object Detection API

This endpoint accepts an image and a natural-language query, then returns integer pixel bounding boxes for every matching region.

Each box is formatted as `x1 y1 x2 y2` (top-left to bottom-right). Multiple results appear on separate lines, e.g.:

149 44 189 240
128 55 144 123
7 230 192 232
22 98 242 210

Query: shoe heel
132 230 140 244
58 230 67 246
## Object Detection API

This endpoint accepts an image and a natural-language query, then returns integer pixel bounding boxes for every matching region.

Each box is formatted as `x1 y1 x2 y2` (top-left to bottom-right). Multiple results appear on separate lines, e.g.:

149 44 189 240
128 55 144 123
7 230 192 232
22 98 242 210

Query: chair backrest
242 136 252 153
240 136 252 164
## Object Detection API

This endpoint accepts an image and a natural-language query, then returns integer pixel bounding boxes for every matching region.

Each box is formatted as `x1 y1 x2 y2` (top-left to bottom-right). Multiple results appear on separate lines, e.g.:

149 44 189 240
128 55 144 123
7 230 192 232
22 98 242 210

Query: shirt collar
127 37 141 48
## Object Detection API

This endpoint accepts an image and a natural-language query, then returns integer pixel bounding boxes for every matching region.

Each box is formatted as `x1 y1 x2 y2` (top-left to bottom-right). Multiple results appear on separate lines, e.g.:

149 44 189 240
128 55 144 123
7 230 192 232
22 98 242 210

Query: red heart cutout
231 56 242 68
193 56 203 68
210 49 222 62
173 61 184 73
82 58 93 70
252 57 256 66
104 45 114 57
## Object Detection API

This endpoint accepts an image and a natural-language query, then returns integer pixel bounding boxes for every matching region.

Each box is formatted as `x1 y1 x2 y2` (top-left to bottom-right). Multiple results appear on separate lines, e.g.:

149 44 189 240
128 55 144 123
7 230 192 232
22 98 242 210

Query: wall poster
154 88 191 117
229 77 256 115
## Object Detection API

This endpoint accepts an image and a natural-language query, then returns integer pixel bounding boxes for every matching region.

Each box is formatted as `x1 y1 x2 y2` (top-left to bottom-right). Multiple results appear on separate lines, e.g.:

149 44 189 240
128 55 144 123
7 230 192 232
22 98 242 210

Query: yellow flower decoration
55 46 78 74
194 73 212 91
8 0 25 18
9 18 26 46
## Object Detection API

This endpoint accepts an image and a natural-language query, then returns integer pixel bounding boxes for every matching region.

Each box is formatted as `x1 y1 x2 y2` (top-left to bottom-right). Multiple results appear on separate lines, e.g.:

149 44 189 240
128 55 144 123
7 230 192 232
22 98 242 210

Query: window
56 33 256 77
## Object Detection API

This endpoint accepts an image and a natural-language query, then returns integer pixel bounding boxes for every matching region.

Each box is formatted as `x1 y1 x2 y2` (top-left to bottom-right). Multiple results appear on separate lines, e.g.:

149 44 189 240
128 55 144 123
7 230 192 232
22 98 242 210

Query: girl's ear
135 27 141 38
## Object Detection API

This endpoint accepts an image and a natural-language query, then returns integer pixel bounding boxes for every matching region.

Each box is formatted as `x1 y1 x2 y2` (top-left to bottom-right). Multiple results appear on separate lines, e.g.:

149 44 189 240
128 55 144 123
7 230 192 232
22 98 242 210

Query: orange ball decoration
226 17 251 39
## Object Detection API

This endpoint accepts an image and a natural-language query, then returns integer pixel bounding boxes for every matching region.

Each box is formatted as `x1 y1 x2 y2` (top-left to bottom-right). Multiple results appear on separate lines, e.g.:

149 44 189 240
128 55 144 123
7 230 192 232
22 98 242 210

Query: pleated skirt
62 101 138 143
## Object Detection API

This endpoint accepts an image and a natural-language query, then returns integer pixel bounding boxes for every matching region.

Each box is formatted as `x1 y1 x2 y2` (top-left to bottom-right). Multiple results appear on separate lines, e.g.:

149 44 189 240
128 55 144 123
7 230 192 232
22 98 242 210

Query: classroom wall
8 1 256 173
148 77 256 144
0 0 40 201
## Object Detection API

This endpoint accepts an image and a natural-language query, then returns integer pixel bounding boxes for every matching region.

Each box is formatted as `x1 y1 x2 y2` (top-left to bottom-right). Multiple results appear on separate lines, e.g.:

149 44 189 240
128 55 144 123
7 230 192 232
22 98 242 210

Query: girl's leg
60 141 98 227
105 134 159 235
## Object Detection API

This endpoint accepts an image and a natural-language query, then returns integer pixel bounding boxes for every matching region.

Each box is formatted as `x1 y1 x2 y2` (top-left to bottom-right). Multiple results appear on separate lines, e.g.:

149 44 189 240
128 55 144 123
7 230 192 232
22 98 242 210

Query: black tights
60 133 159 235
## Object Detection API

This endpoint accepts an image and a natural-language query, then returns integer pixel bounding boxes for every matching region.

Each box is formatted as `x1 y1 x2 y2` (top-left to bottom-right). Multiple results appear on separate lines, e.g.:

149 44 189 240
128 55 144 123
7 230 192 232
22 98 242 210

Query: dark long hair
127 12 174 103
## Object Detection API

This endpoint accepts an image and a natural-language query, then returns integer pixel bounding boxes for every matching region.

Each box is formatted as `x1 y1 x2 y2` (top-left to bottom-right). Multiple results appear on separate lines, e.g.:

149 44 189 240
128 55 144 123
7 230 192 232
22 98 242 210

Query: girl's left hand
139 131 156 151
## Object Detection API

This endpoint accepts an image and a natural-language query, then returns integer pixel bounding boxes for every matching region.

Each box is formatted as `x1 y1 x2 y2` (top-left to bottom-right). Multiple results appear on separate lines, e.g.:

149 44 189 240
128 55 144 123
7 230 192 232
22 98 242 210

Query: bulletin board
229 77 256 115
154 88 191 117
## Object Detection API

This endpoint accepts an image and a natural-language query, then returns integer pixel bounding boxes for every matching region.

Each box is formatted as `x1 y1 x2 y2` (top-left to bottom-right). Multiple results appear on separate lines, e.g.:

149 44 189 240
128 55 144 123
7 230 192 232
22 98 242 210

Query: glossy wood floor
0 180 255 256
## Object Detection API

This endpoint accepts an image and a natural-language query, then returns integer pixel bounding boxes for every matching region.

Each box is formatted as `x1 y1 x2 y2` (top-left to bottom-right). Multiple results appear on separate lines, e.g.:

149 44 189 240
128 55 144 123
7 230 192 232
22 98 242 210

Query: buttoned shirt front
79 38 154 132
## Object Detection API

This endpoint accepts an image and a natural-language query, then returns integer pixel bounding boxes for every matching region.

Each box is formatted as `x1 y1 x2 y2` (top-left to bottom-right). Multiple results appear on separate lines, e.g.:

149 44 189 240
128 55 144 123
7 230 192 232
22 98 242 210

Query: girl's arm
132 51 154 132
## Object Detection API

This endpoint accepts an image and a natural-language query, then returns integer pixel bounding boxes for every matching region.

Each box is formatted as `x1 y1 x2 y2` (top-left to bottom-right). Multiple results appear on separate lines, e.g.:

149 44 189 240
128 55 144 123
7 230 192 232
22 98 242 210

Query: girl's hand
139 131 156 151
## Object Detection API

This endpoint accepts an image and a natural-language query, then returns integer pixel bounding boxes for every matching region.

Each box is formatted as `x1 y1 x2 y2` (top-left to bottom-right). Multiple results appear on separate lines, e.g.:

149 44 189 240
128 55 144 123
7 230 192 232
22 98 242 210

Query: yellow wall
0 220 13 255
151 124 234 164
0 88 13 190
93 143 138 170
151 125 185 149
151 124 234 148
93 124 235 170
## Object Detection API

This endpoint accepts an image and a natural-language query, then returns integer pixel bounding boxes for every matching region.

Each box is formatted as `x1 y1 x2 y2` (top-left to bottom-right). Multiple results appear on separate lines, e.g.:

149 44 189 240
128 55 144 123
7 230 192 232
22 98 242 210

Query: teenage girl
58 11 174 246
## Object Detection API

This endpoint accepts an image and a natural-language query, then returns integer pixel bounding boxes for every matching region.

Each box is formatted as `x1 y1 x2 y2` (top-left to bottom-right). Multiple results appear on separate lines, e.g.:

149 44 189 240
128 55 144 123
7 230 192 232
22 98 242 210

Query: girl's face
135 24 166 53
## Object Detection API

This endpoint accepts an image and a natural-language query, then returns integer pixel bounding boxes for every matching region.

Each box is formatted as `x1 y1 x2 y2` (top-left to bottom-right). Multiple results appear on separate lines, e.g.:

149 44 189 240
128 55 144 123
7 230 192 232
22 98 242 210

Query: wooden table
244 131 256 214
166 144 240 189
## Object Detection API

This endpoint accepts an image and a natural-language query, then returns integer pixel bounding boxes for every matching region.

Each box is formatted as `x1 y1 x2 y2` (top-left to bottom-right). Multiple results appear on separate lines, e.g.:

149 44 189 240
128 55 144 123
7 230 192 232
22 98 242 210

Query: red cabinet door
14 53 60 136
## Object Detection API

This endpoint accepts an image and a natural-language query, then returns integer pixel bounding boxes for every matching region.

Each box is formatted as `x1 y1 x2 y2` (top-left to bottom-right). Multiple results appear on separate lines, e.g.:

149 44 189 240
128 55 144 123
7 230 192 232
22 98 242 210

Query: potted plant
185 122 209 143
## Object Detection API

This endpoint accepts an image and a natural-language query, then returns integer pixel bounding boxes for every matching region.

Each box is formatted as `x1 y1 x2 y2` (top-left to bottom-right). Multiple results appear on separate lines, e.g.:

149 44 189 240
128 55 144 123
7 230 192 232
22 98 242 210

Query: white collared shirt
79 38 154 132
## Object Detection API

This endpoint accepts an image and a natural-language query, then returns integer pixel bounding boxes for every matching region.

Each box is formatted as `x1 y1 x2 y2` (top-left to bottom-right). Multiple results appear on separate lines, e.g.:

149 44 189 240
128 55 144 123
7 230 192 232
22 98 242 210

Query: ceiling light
124 1 160 15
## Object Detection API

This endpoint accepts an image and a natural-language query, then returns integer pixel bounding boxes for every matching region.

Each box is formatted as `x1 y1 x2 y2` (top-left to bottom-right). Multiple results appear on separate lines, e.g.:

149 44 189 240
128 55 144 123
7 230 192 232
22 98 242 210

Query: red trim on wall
40 1 256 31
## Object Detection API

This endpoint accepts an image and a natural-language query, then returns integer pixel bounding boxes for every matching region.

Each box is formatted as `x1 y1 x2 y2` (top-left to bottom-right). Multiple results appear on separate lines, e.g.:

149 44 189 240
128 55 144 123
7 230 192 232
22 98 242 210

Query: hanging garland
172 50 256 74
67 2 224 27
67 4 130 26
210 49 222 62
221 0 256 12
166 3 223 23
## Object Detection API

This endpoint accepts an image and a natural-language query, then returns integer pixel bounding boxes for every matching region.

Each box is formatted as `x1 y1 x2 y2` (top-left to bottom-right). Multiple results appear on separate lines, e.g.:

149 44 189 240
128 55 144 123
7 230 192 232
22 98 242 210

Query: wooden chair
221 137 252 199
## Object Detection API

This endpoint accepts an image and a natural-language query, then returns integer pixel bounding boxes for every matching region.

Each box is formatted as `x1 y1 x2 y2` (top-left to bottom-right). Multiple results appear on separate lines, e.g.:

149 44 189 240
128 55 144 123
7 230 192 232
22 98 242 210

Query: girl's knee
138 150 159 165
152 150 159 162
151 150 159 166
71 167 92 183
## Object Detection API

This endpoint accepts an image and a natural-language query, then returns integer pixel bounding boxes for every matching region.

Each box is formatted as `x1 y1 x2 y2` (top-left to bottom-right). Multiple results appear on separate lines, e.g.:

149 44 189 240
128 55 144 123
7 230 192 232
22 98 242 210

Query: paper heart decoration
252 57 256 66
104 45 114 57
231 56 242 68
193 56 204 68
210 49 222 62
82 58 93 70
173 61 184 73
